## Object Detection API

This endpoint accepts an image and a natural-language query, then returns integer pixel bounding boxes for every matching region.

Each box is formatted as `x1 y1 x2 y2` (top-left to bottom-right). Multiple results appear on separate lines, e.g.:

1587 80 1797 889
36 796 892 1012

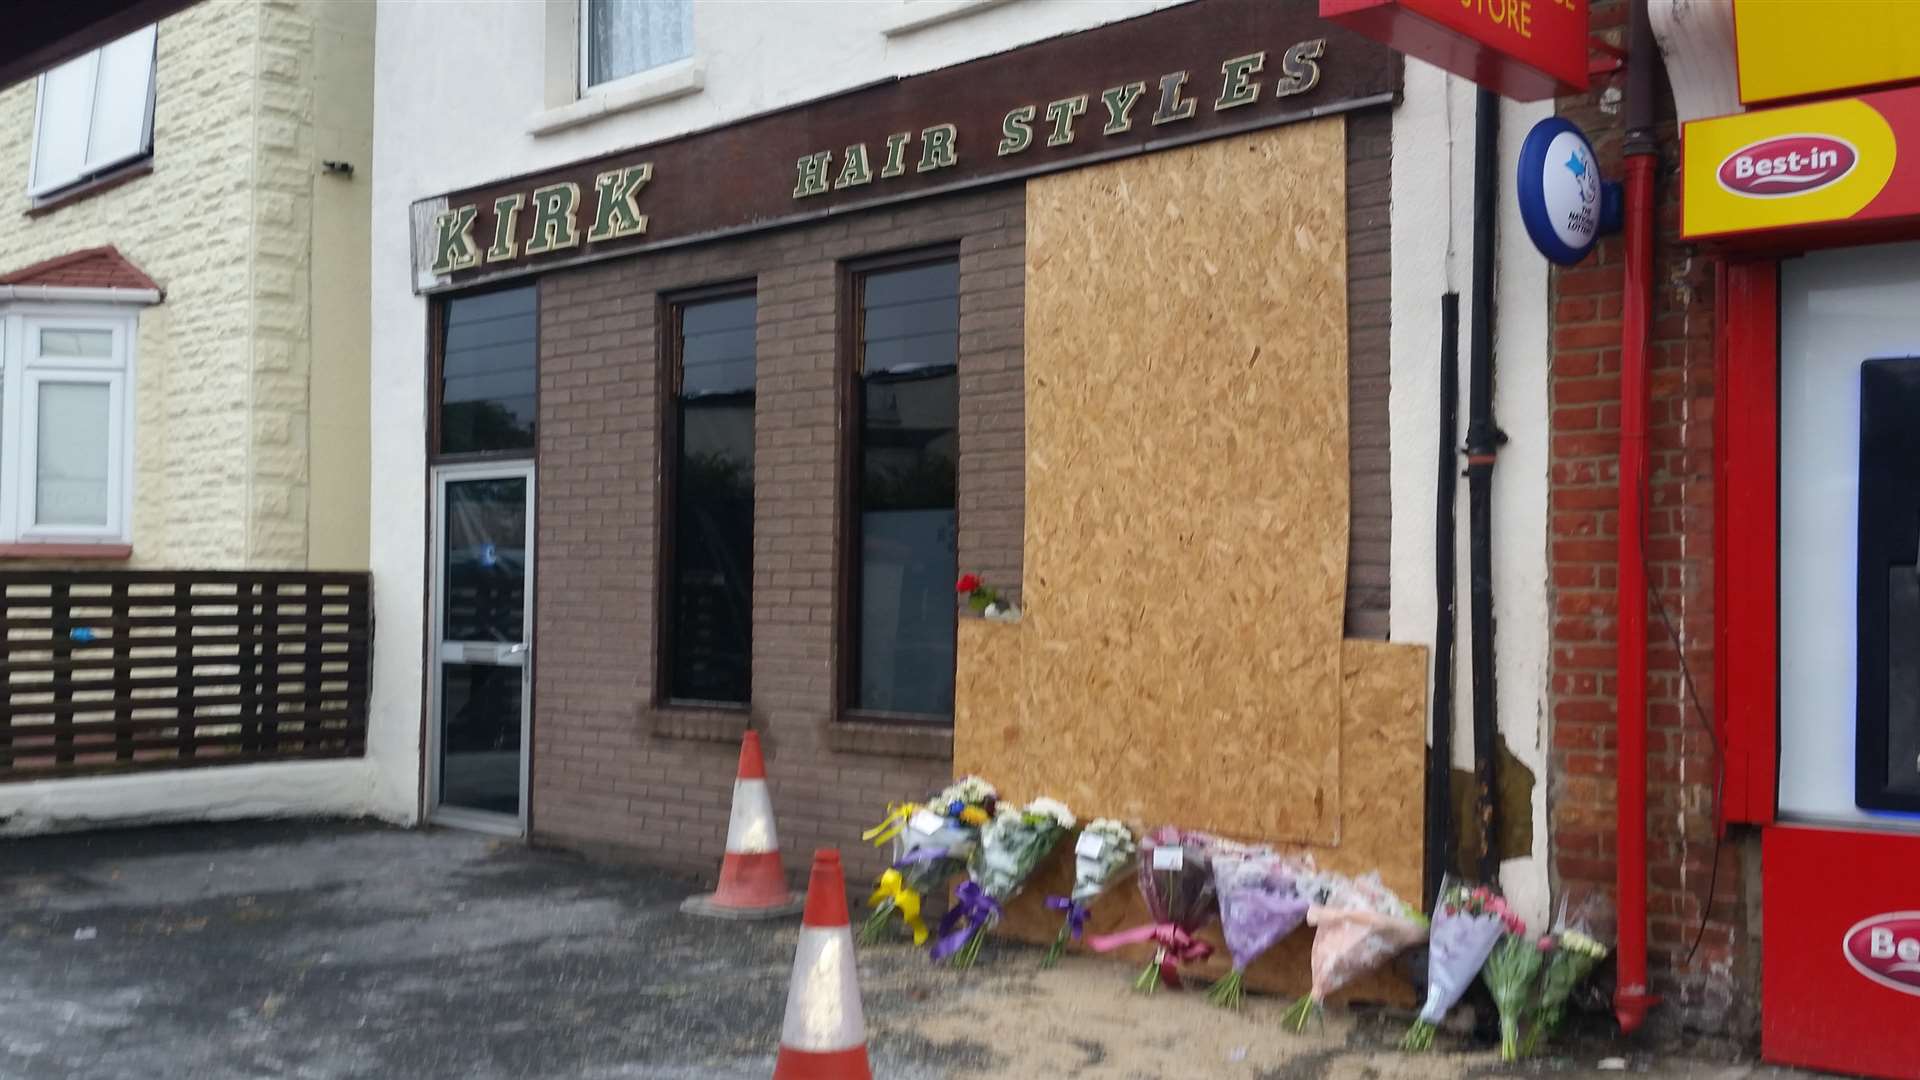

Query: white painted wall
367 0 1191 825
0 761 383 836
1387 60 1554 930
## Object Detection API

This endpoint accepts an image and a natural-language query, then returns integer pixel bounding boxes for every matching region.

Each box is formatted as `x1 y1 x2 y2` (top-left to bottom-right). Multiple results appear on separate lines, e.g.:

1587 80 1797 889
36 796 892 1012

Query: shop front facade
371 0 1567 1000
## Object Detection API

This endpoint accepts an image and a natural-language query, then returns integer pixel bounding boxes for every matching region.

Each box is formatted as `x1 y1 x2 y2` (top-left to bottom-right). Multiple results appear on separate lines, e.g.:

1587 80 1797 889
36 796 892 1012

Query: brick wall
531 188 1021 881
1547 0 1749 1035
1347 110 1392 640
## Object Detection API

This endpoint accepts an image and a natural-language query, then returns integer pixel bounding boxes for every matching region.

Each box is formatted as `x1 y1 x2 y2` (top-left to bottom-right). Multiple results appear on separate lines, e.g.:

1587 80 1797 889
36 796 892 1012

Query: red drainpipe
1614 0 1659 1035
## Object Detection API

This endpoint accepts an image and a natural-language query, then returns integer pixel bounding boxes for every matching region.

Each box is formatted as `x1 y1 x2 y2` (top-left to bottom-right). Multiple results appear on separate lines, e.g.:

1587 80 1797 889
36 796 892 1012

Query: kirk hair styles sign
410 0 1398 293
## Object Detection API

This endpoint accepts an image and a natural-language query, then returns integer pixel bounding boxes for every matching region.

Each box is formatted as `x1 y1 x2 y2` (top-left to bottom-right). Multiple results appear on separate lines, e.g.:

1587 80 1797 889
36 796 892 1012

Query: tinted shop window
852 260 960 719
666 294 756 705
440 286 537 456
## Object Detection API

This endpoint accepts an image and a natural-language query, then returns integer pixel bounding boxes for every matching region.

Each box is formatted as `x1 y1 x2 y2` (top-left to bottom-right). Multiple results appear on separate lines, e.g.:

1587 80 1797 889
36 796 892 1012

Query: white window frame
0 305 139 545
26 25 159 200
533 0 704 135
578 0 694 94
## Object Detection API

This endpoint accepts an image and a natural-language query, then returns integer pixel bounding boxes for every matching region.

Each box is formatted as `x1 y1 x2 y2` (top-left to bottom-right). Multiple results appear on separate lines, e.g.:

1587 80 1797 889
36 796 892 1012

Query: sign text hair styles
411 0 1398 293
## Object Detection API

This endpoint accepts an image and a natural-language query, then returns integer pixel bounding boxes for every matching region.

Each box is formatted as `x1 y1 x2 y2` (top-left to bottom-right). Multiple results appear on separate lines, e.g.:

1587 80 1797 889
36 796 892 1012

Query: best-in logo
1843 912 1920 997
1718 134 1858 197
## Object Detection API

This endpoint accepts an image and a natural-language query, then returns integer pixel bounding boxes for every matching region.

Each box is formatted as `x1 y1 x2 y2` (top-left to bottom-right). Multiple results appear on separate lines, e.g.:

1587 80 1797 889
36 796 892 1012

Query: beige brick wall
0 0 371 570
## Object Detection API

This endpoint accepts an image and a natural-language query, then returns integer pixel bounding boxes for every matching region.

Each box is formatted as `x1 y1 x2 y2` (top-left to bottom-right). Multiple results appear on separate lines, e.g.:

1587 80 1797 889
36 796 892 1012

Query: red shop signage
1321 0 1589 101
1764 826 1920 1080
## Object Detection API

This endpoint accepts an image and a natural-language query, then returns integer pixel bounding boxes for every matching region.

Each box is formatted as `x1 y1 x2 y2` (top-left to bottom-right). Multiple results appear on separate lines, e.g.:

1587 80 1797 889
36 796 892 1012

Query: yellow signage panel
1682 88 1920 242
1735 0 1920 105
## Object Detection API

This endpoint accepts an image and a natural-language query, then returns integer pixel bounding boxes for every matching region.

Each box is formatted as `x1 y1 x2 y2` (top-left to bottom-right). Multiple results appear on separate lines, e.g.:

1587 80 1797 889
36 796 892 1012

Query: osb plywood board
1320 640 1428 906
970 640 1429 1004
964 120 1353 845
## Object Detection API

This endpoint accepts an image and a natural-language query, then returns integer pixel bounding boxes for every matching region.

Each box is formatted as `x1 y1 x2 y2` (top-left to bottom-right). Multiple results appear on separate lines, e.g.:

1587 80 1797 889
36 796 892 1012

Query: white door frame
428 459 535 837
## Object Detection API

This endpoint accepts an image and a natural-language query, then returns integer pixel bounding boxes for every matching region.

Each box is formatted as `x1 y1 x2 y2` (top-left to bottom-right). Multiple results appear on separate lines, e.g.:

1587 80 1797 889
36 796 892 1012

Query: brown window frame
838 245 963 729
428 280 542 467
656 280 759 714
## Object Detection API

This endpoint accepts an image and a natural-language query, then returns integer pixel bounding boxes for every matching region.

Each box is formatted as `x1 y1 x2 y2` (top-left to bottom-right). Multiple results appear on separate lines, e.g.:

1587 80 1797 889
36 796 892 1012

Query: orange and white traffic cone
680 731 805 919
773 849 873 1080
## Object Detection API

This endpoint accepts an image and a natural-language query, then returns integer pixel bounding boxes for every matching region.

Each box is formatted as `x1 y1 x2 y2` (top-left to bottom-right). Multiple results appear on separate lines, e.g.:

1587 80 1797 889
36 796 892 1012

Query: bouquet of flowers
1041 817 1137 967
1089 826 1218 992
1282 873 1428 1031
1403 877 1521 1050
858 776 998 946
1205 849 1314 1009
930 796 1076 969
1522 892 1613 1055
1481 931 1543 1060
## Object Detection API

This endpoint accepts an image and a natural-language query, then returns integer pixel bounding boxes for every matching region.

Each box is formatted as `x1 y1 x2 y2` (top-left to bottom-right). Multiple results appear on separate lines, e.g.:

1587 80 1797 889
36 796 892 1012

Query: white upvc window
580 0 693 91
29 25 158 198
0 308 138 545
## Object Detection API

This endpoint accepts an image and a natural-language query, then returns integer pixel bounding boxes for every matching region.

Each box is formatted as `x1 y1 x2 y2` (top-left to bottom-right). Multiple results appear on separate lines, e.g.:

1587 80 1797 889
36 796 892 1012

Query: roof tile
0 246 161 293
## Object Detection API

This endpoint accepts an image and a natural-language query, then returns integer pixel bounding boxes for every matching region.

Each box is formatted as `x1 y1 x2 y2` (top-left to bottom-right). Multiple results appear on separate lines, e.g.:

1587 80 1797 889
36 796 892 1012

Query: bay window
0 309 138 545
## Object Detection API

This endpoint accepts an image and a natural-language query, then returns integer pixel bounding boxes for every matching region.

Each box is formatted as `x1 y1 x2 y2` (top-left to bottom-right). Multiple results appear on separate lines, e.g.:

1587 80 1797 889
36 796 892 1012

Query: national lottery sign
1684 84 1920 244
1517 117 1618 266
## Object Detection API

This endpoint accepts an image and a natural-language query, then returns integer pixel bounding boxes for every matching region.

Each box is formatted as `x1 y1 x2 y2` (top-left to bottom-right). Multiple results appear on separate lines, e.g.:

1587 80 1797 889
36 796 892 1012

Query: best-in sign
1321 0 1589 101
1683 84 1920 244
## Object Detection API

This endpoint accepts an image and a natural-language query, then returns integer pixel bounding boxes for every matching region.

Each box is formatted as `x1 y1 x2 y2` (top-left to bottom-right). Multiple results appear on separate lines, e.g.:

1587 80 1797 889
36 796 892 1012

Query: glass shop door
429 462 534 833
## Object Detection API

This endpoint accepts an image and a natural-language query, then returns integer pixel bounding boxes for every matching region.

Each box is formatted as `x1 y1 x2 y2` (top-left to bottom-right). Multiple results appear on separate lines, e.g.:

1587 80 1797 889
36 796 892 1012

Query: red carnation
956 573 982 594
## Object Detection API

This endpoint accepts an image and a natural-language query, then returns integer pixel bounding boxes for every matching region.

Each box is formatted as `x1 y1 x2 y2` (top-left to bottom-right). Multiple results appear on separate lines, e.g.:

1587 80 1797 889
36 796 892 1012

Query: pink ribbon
1087 923 1214 988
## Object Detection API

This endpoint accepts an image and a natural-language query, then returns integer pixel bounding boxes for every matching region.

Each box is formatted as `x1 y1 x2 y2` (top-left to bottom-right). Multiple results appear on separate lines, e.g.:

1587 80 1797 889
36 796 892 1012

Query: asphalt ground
0 820 1819 1080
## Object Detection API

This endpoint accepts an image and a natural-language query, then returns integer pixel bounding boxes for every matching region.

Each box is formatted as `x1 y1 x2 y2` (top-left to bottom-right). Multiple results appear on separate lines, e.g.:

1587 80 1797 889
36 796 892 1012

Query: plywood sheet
974 641 1429 1004
962 120 1353 845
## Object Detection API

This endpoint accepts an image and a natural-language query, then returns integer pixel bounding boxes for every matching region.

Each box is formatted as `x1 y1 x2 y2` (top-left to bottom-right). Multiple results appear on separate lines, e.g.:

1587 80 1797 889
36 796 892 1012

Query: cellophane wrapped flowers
932 796 1075 969
1523 892 1613 1055
1404 877 1520 1051
1090 826 1218 992
858 777 998 946
1282 873 1427 1031
1205 848 1314 1009
1042 817 1136 968
1481 930 1543 1060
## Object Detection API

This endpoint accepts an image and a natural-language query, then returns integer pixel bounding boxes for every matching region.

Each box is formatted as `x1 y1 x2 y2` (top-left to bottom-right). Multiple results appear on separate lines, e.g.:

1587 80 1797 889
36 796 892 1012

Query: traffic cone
773 849 872 1080
680 731 805 919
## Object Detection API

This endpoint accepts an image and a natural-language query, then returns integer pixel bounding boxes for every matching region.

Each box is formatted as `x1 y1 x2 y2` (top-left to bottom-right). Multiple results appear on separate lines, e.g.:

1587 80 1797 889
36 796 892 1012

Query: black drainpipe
1426 292 1460 901
1466 88 1507 885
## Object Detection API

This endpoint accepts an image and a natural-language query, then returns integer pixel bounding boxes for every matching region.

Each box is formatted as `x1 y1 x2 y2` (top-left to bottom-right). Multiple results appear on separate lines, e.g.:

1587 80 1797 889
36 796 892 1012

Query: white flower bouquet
1042 818 1137 967
931 796 1075 969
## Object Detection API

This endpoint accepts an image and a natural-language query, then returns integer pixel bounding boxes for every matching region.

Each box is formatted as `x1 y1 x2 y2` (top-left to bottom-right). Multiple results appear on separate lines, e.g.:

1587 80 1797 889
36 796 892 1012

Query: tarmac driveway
0 821 1810 1080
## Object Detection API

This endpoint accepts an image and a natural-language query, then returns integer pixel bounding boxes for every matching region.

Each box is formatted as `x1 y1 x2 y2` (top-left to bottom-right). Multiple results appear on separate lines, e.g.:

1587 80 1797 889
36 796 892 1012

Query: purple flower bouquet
1205 849 1314 1009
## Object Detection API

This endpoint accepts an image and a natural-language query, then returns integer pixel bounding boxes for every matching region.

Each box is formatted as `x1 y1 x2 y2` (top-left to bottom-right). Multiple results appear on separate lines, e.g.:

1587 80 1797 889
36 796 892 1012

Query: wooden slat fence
0 570 371 782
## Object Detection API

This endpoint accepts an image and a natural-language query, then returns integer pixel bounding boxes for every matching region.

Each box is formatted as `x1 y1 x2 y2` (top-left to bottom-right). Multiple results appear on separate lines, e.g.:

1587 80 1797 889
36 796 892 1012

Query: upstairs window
30 25 158 198
582 0 694 90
